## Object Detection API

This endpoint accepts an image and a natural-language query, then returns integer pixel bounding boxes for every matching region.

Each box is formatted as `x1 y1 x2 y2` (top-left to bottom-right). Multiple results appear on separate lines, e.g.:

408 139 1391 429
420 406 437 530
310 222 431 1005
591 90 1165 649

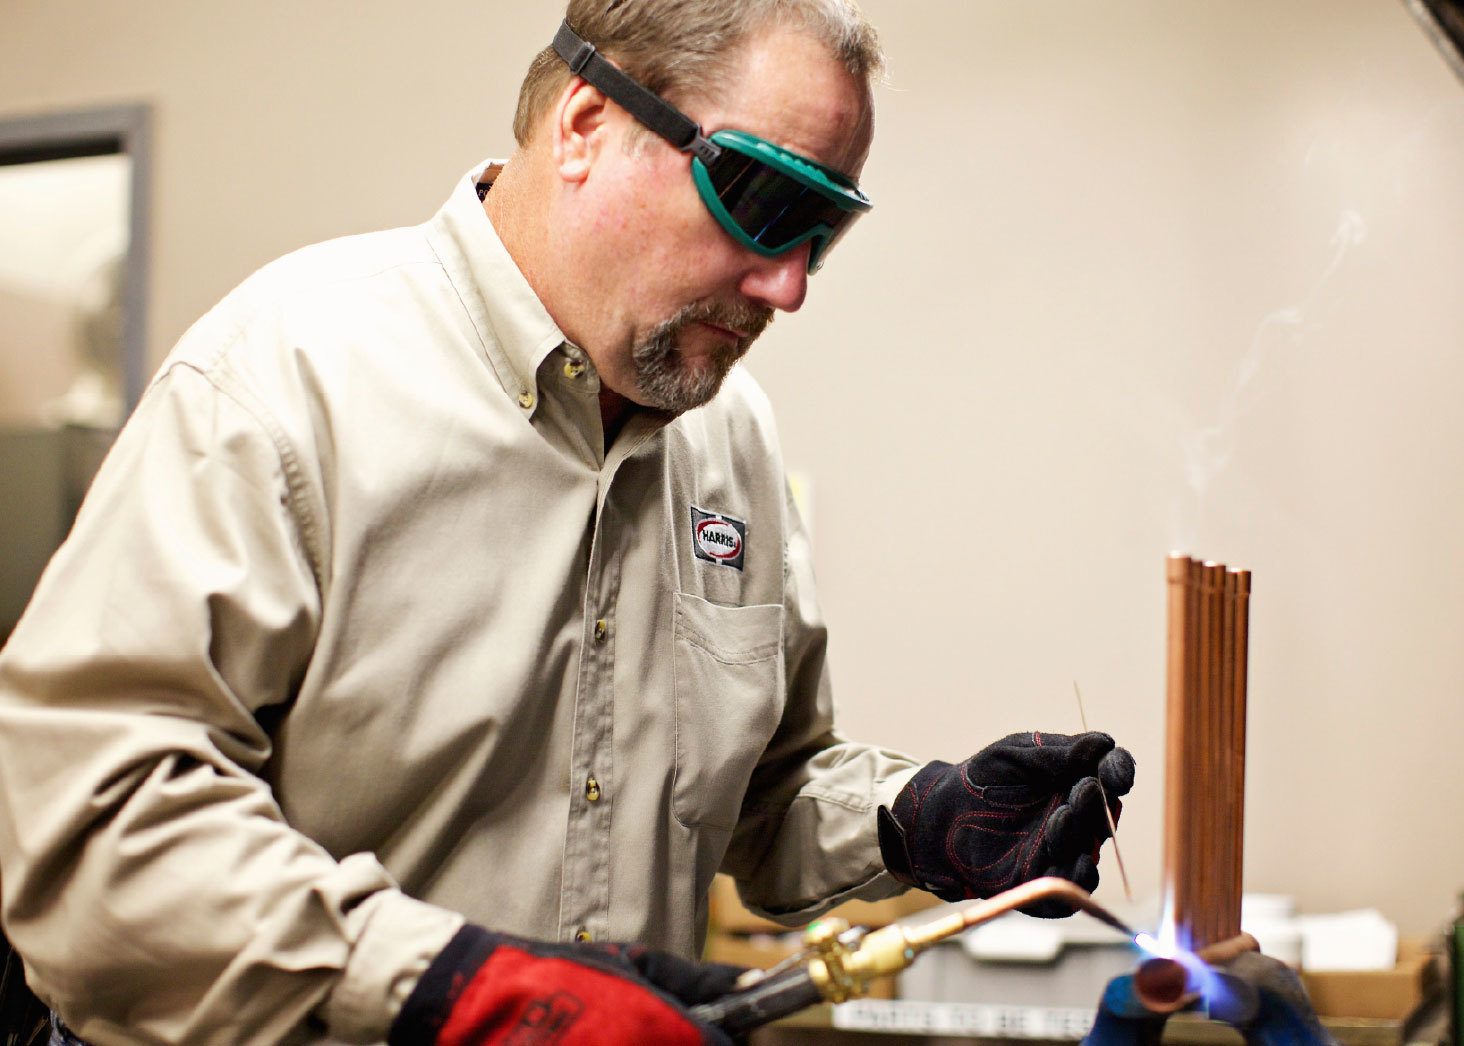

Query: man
0 2 1133 1043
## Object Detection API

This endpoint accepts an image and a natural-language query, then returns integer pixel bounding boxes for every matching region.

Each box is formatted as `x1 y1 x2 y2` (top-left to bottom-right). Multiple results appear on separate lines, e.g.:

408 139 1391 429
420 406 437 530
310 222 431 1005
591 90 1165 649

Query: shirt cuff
747 762 926 923
318 879 465 1043
872 763 922 815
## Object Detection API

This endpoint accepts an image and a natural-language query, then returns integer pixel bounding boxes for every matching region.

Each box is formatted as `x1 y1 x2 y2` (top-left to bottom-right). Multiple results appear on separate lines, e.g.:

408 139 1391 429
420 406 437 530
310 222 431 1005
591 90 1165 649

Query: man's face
574 26 875 413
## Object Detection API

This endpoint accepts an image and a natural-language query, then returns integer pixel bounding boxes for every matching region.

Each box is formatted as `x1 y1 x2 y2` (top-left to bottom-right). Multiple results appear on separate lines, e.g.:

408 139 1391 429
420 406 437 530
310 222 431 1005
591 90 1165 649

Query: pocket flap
674 593 783 664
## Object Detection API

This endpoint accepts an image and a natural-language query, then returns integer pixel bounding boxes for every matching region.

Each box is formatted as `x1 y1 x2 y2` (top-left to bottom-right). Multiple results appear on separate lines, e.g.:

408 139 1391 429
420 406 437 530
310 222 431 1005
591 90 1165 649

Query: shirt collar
425 159 568 417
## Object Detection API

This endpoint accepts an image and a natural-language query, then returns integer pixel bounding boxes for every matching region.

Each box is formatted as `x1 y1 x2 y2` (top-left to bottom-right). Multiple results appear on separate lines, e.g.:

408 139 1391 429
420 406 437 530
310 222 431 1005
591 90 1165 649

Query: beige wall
3 1 1462 935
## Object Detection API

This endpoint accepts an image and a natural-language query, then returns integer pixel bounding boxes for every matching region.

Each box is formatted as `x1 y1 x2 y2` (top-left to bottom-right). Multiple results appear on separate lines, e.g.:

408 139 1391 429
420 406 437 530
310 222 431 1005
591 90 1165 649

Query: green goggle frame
690 129 871 273
552 21 872 274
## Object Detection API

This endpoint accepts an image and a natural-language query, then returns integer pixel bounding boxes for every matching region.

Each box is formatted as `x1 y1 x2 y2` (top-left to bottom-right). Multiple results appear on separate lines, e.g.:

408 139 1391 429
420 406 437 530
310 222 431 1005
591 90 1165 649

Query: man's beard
630 299 774 414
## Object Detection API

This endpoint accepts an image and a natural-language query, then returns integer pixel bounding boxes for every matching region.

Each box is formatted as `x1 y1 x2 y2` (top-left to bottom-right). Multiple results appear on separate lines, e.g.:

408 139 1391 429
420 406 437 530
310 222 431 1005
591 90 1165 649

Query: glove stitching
972 795 1046 812
1018 794 1060 882
958 765 984 800
949 834 1019 876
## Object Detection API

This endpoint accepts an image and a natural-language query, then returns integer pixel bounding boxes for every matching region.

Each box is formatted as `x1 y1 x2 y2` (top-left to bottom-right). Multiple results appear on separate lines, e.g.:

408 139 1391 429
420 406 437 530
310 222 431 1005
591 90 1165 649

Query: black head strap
551 21 722 165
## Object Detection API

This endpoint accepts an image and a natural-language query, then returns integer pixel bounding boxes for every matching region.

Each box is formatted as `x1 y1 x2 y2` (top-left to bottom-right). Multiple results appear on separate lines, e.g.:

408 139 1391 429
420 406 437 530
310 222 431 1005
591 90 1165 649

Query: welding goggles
552 21 872 274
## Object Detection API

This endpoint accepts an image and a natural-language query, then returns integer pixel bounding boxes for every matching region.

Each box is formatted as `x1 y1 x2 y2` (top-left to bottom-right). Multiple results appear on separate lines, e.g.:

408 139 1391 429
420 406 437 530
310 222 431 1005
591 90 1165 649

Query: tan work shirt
0 161 919 1044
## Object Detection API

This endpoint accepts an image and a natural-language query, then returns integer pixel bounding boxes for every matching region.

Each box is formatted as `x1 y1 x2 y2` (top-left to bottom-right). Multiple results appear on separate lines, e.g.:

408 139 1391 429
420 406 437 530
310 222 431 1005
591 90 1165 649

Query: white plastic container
1241 894 1303 967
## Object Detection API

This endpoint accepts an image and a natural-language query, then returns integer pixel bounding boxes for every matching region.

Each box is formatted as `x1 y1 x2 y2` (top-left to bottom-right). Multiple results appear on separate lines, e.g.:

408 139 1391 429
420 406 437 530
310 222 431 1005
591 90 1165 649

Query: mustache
672 298 775 349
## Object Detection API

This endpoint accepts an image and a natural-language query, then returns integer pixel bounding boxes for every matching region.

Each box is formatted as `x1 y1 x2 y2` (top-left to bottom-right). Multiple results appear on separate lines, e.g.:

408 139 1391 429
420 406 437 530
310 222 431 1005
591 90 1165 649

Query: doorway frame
0 104 153 413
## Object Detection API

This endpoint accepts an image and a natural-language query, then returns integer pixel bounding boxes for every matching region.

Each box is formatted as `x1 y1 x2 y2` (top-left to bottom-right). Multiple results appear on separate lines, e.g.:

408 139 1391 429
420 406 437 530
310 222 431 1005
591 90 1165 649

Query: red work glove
877 730 1135 918
388 926 743 1045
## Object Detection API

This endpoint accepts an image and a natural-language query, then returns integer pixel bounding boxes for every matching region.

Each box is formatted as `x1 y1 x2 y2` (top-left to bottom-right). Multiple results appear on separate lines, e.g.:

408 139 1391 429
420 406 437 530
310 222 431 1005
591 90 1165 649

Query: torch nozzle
886 876 1137 962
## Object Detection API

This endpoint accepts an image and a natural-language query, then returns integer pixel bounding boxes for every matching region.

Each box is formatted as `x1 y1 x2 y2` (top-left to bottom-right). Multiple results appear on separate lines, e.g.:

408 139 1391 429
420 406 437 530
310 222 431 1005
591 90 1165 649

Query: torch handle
689 966 826 1037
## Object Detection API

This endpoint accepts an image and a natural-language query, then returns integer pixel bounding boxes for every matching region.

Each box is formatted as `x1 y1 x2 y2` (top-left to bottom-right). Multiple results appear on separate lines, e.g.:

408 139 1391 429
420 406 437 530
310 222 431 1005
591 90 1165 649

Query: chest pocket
671 592 785 830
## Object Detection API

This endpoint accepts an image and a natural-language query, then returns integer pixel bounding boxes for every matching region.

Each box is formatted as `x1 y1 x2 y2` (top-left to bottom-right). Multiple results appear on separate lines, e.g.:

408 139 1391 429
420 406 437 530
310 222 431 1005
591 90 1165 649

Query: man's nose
738 244 811 314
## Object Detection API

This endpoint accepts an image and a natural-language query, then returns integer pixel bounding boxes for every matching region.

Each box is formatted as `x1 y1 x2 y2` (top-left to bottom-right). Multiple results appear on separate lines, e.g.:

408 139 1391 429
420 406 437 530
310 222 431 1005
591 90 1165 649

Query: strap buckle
567 39 595 75
554 21 597 75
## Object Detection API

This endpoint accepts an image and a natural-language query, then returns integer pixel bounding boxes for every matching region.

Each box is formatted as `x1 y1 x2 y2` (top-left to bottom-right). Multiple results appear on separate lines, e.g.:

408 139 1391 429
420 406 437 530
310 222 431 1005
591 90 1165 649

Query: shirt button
594 619 608 643
563 359 586 379
517 390 535 409
585 775 601 802
574 929 593 943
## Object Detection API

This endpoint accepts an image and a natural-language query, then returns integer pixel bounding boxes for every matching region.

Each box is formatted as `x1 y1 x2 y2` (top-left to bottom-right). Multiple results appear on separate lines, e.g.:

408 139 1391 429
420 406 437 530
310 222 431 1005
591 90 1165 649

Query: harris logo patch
691 506 746 570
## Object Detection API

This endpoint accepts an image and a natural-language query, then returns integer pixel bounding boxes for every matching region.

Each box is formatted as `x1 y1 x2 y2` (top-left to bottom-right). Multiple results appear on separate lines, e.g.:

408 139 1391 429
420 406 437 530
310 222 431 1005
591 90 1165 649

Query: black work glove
877 730 1136 918
389 925 744 1045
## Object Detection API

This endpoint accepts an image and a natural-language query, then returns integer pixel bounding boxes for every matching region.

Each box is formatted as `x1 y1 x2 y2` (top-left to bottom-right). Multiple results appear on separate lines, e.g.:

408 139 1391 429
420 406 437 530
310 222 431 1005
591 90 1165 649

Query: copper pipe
1218 569 1235 940
1163 554 1195 947
1134 957 1194 1013
1131 932 1260 1013
1200 561 1224 947
1228 569 1251 943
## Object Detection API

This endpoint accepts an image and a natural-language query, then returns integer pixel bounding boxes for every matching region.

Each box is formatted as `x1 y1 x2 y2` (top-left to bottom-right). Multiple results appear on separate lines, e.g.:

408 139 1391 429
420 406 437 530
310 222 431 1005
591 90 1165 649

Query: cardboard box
1300 938 1441 1020
707 873 940 935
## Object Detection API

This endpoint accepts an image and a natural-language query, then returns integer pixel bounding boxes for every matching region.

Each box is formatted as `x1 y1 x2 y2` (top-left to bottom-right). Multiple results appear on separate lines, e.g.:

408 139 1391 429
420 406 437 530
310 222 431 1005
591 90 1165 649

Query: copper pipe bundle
1163 554 1252 951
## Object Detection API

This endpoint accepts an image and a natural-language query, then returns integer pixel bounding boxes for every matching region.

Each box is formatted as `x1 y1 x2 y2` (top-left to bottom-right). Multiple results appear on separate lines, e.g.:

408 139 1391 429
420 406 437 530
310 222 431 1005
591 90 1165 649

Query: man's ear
552 78 611 184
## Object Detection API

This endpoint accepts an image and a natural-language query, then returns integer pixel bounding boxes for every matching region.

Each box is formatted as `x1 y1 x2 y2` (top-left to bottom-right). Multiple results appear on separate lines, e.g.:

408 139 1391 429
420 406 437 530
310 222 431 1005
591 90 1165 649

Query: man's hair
512 0 884 147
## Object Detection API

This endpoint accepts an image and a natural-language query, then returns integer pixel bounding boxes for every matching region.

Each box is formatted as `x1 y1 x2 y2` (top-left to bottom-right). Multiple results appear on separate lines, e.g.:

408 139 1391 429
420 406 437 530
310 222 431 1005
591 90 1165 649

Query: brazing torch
690 875 1137 1037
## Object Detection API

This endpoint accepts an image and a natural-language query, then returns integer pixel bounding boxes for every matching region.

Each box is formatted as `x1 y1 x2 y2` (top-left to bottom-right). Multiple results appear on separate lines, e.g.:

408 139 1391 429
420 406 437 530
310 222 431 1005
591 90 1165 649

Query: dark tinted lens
705 152 854 249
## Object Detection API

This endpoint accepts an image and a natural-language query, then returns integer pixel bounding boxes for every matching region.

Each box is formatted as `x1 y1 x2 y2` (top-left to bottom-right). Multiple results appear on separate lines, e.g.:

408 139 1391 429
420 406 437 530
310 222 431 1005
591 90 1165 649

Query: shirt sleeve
0 357 461 1044
719 481 922 922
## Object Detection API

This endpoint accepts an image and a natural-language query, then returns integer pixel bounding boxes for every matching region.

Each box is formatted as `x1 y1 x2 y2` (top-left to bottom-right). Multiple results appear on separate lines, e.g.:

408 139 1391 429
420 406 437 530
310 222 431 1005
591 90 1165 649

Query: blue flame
1130 932 1243 1013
